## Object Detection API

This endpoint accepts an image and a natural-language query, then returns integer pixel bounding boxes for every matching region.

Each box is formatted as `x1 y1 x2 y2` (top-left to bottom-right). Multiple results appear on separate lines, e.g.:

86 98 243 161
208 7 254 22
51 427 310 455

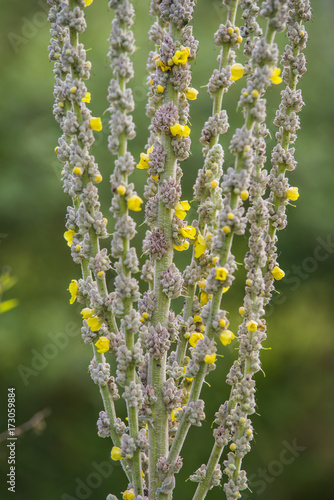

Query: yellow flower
117 185 126 195
193 315 202 323
185 87 199 100
84 0 93 6
223 226 230 234
219 318 226 328
111 446 123 461
90 117 102 131
271 266 285 280
64 229 75 247
136 152 150 169
211 180 219 189
220 330 235 346
204 353 216 364
223 286 230 294
123 490 135 500
246 320 258 332
0 299 19 314
95 336 110 354
180 225 196 240
252 90 259 98
200 291 211 306
156 84 164 93
175 200 190 220
73 166 83 176
230 443 237 451
215 267 228 281
173 241 189 251
286 187 299 201
127 195 143 212
270 68 282 85
172 47 190 65
198 279 206 289
81 308 94 319
82 92 91 103
241 190 249 201
95 174 102 183
68 280 79 304
189 332 204 347
170 123 191 137
156 60 171 72
171 408 182 422
239 306 246 316
86 316 103 332
137 146 154 169
194 232 206 258
230 63 245 81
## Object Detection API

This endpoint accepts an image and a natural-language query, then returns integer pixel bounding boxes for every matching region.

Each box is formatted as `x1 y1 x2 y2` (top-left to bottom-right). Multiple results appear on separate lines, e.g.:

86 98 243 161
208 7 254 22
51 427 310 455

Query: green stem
192 444 223 500
148 22 181 500
176 0 238 370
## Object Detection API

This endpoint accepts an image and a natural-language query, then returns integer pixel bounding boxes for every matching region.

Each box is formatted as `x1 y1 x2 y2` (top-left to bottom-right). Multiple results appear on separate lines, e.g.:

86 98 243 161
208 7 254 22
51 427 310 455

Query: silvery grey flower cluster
48 1 311 499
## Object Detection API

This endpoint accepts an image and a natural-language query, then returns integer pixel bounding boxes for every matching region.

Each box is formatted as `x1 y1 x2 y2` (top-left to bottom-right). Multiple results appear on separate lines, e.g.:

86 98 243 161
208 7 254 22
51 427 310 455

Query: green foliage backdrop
0 1 333 499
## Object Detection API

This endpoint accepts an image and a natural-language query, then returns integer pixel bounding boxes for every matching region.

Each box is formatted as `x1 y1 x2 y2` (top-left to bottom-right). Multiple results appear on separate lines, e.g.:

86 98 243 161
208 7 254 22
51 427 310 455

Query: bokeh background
1 1 334 499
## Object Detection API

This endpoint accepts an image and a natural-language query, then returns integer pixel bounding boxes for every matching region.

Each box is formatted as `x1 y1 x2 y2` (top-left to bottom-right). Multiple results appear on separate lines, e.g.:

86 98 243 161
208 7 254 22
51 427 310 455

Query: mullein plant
48 0 311 499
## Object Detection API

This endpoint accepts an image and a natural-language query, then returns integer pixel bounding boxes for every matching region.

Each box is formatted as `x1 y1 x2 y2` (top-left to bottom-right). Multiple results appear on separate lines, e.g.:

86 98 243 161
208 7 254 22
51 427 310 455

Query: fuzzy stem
148 28 180 500
176 0 238 369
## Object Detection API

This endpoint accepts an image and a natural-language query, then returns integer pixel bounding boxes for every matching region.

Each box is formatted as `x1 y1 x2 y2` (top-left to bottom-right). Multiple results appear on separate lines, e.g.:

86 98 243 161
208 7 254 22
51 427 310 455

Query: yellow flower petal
127 195 143 212
136 153 150 170
204 354 216 364
231 63 245 81
156 60 171 72
86 316 103 332
90 117 102 131
286 187 299 201
220 330 235 346
156 84 164 93
84 0 93 6
95 336 110 353
175 201 190 220
68 280 79 304
172 47 190 65
185 87 199 100
0 299 19 314
215 267 228 281
170 123 183 136
171 407 182 422
189 332 204 347
64 229 75 248
246 320 258 332
111 446 123 461
123 490 135 500
180 226 196 240
270 68 282 85
81 308 94 319
271 266 285 280
173 241 189 251
82 92 91 103
194 232 206 259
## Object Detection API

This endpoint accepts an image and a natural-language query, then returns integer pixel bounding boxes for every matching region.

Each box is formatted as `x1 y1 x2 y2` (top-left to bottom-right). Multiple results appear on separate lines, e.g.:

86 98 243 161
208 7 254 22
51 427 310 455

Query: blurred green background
0 0 333 499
